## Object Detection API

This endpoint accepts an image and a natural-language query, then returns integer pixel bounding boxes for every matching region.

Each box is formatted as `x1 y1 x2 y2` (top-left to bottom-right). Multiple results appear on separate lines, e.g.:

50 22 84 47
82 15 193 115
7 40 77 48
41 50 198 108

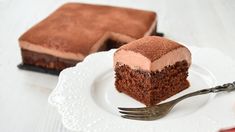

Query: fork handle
174 82 235 103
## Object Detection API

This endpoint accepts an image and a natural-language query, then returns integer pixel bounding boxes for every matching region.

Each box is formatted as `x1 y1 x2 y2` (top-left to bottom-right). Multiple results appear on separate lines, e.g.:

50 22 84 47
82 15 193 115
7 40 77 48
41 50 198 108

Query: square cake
114 36 191 106
18 3 157 74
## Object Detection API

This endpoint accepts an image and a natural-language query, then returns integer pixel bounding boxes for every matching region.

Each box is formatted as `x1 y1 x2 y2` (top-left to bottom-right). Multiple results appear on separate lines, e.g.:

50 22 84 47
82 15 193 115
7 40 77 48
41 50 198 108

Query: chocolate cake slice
18 3 158 74
114 36 191 106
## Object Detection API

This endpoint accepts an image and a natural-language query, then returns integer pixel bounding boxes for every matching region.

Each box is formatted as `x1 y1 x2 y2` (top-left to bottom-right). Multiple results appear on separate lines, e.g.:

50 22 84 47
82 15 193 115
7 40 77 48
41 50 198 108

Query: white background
0 0 235 131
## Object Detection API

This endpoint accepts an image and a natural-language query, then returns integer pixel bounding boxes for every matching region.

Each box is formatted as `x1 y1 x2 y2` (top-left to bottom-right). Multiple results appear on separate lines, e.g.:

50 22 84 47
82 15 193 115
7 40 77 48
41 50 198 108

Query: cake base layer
115 60 190 106
21 49 78 72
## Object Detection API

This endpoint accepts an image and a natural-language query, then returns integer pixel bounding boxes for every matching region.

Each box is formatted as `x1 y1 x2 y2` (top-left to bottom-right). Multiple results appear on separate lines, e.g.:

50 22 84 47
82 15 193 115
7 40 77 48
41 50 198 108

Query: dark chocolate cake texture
114 36 191 106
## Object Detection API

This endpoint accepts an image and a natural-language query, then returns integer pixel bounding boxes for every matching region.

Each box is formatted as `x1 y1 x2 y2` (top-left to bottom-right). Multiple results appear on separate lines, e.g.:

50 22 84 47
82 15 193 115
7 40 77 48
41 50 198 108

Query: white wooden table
0 0 234 131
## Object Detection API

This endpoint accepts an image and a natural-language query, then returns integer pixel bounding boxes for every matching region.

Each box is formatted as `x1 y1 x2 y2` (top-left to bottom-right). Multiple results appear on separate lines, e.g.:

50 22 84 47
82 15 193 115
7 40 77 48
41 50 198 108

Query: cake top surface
119 36 184 62
114 36 191 71
19 3 156 60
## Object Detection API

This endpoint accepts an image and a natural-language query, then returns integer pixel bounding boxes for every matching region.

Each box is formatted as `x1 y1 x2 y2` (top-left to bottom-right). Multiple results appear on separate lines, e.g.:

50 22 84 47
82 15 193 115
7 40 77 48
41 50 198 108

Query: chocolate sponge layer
21 49 78 72
115 60 190 106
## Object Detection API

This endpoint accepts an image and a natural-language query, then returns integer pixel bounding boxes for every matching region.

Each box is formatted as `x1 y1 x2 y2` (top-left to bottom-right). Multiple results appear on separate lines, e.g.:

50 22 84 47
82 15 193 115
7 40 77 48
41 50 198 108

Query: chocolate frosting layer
114 36 191 71
19 3 156 61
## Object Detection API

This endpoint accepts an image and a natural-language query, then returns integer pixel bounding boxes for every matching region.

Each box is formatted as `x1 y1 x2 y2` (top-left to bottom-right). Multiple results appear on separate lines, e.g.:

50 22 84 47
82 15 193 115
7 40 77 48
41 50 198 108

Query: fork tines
118 107 163 121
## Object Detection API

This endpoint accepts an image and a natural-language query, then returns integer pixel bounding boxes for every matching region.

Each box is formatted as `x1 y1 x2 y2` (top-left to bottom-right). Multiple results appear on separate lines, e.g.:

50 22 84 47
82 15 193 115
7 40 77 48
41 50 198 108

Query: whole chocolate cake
18 3 157 74
114 36 191 106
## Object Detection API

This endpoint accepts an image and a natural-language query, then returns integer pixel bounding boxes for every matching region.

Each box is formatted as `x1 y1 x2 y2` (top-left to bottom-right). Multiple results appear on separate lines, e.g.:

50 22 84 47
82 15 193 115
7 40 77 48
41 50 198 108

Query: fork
118 82 235 121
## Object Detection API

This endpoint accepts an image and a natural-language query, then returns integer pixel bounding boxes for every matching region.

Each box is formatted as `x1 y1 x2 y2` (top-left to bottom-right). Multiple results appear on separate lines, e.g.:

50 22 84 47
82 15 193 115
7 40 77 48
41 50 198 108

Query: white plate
48 46 235 132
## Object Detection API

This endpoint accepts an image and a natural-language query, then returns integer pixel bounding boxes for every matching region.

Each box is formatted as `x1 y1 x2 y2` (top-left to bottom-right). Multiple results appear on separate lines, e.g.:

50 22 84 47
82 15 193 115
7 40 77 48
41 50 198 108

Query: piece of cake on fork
114 36 191 106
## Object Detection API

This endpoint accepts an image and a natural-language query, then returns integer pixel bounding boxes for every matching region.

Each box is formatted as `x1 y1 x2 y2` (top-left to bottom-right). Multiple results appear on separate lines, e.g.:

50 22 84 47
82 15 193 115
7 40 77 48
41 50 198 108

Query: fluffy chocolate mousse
114 36 191 106
18 3 158 74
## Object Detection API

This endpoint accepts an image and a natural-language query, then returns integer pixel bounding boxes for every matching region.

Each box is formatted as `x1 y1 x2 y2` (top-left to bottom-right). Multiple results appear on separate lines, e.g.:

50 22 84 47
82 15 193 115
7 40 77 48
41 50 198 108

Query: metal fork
118 82 235 121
